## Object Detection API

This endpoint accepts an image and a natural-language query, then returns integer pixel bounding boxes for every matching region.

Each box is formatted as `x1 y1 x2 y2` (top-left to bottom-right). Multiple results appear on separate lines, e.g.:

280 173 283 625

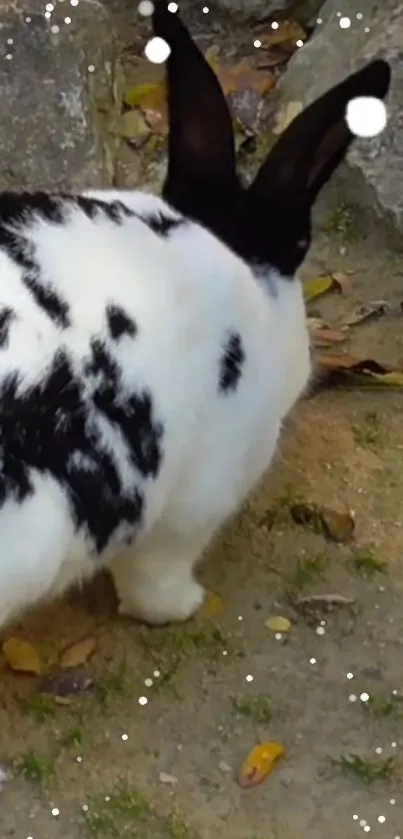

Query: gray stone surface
212 0 321 23
272 0 403 234
0 0 117 192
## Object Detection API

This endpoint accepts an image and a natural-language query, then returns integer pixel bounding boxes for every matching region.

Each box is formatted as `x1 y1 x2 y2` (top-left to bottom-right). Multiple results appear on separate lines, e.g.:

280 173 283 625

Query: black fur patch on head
219 331 245 393
0 343 164 553
140 211 185 236
0 307 16 348
106 305 137 341
0 192 71 329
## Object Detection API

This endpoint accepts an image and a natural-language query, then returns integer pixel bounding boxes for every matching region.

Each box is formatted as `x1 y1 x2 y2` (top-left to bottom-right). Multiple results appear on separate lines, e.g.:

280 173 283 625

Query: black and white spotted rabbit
0 2 390 628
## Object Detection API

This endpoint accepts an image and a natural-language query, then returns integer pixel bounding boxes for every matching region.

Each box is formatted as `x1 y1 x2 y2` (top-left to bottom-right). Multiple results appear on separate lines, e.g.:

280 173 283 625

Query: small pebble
159 772 178 785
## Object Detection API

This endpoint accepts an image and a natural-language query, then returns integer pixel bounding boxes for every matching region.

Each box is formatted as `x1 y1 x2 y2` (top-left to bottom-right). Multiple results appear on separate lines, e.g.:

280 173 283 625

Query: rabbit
0 1 390 630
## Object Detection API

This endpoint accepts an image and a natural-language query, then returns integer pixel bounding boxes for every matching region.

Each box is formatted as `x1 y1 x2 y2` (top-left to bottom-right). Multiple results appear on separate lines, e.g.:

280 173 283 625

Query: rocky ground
0 2 403 838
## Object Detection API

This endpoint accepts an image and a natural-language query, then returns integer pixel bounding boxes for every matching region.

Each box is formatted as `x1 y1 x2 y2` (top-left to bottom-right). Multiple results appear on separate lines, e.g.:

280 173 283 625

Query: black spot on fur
0 307 16 348
106 305 137 341
219 332 245 393
140 212 185 236
0 344 164 552
0 192 71 329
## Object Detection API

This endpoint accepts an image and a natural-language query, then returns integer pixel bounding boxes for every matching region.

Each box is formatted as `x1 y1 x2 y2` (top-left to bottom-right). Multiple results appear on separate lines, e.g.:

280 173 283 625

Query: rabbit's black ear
247 59 391 207
152 2 239 229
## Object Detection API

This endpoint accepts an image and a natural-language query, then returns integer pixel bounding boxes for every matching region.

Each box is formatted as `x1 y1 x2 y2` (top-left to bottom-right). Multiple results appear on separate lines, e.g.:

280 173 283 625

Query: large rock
212 0 322 23
272 0 403 234
0 0 118 192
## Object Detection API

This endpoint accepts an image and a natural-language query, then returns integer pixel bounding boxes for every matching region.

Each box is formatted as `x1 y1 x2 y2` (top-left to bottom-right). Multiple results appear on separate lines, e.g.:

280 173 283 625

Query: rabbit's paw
117 574 206 626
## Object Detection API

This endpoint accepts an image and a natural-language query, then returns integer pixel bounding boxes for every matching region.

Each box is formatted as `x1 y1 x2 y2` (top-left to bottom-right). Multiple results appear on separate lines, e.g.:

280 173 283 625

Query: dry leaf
198 591 224 619
40 667 94 702
315 355 403 390
311 327 348 347
238 741 285 789
258 20 307 50
2 638 42 675
59 637 97 669
342 300 390 328
265 616 291 633
290 502 355 543
273 100 303 135
123 81 168 135
220 58 276 97
304 274 348 303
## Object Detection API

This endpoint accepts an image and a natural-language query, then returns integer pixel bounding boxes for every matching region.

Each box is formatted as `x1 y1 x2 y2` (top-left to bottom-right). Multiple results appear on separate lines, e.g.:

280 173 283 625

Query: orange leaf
258 20 307 50
2 637 42 675
238 741 285 789
198 591 224 620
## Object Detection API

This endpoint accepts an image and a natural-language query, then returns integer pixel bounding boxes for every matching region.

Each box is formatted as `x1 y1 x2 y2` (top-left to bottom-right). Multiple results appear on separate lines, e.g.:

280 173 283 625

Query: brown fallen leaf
342 300 390 328
238 741 285 789
218 58 276 97
258 20 307 50
290 502 355 543
315 355 403 390
2 638 42 675
59 636 97 669
304 273 349 303
40 667 94 703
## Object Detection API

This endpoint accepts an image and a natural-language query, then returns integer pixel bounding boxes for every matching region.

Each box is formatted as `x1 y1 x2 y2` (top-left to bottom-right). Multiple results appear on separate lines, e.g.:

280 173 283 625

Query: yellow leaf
304 275 335 302
238 741 285 788
123 82 168 135
198 591 224 619
3 637 42 675
123 81 165 108
273 101 303 135
265 616 291 633
59 637 97 669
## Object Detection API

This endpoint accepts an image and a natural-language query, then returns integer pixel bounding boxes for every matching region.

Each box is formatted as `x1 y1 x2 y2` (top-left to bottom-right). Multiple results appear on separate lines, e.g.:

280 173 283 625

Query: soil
1 7 403 839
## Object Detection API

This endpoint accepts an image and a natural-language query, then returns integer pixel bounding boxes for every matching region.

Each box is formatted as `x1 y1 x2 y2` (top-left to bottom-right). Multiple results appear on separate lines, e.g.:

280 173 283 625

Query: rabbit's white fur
0 189 310 628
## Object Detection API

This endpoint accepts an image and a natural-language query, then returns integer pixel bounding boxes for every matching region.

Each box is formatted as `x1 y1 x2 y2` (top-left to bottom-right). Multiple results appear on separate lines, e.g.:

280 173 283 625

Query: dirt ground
1 8 403 839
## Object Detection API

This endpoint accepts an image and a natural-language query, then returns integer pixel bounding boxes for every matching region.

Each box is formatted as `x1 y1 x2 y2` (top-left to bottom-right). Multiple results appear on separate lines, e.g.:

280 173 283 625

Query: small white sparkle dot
245 674 254 682
45 11 51 17
356 12 363 19
360 692 370 702
6 37 13 44
349 694 357 702
347 672 354 680
138 0 154 15
353 815 358 821
45 2 54 9
222 650 228 656
336 10 341 16
144 678 153 687
139 695 148 705
82 805 89 812
375 746 382 754
167 1 178 11
316 17 323 24
320 620 326 626
275 632 282 641
71 0 79 5
64 16 71 23
359 820 367 827
26 16 32 21
254 39 261 48
271 20 279 29
153 669 161 677
339 16 351 28
105 796 110 802
238 615 243 621
88 64 95 72
52 808 60 816
392 689 398 696
316 626 325 636
395 835 400 839
5 54 12 60
364 828 370 834
121 733 129 741
202 5 209 11
76 755 83 763
296 39 304 47
144 36 171 63
378 816 386 824
390 798 395 805
391 741 397 748
364 26 370 32
51 24 60 33
309 657 316 664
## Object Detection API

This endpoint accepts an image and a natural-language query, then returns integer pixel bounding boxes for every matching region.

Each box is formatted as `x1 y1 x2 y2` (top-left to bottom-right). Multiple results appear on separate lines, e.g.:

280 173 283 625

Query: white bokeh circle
345 96 388 138
145 36 171 63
